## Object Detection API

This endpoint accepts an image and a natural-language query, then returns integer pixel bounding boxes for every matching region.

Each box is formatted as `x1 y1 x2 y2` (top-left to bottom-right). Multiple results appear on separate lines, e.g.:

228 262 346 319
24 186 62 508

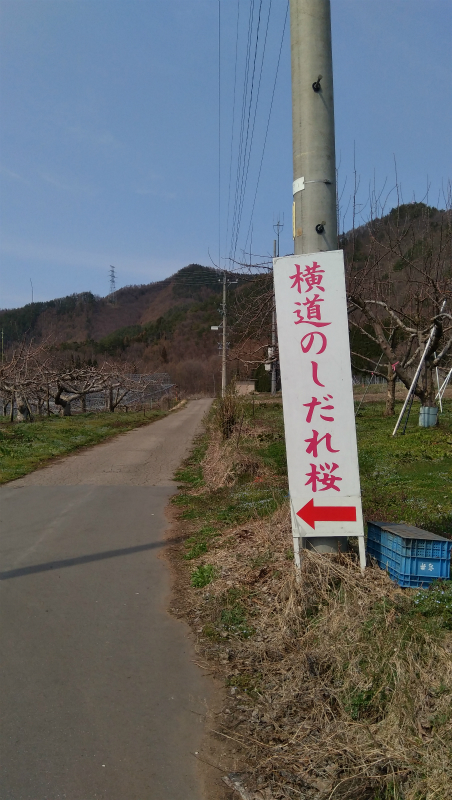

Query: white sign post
274 250 366 570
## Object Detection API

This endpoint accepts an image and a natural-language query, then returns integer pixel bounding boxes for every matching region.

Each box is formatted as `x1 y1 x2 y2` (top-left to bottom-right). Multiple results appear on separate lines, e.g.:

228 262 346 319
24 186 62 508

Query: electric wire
218 0 221 270
226 1 286 266
224 0 241 262
232 0 273 260
229 0 264 261
220 1 287 272
228 0 257 262
230 0 263 259
243 1 288 254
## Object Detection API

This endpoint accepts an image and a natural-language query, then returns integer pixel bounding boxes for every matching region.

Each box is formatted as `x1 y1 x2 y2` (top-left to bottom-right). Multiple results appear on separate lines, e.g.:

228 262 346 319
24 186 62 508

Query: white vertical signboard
274 251 366 569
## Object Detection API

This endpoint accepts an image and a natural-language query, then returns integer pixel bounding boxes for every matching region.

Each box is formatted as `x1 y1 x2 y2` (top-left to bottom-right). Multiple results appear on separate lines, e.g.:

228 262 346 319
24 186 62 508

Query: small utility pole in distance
273 216 284 259
211 272 237 397
271 240 277 395
221 271 227 397
271 217 283 396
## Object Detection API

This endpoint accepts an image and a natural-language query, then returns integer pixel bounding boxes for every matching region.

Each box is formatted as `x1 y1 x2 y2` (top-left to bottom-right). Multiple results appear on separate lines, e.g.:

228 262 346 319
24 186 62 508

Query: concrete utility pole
290 0 337 255
290 0 340 555
221 271 227 397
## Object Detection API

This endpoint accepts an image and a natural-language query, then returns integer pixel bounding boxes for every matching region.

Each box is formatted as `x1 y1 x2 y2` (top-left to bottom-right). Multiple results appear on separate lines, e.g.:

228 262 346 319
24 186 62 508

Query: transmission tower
109 265 116 296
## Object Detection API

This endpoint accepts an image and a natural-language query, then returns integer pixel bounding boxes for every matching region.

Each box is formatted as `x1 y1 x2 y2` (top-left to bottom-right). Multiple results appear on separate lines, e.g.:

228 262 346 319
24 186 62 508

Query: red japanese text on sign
274 250 364 550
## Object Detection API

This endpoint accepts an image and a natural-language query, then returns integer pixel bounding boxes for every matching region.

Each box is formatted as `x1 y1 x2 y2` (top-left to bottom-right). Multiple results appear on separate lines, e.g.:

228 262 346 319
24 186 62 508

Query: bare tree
0 344 174 420
346 190 452 414
229 270 275 370
0 342 52 421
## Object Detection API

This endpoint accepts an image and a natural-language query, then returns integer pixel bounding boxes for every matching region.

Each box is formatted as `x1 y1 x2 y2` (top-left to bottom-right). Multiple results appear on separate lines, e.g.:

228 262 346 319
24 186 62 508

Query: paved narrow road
0 399 212 800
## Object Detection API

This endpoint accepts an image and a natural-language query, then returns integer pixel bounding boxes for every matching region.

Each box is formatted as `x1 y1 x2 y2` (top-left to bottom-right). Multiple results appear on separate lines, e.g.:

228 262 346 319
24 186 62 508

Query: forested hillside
2 203 450 394
0 265 241 393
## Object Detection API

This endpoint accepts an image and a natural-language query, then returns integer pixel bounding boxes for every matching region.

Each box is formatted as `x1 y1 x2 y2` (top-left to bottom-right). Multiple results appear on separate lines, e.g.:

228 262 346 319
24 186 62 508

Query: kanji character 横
302 293 324 321
293 302 330 327
303 395 335 423
300 332 328 354
290 261 325 294
302 261 325 292
305 462 342 492
289 264 304 293
311 361 325 387
304 430 339 458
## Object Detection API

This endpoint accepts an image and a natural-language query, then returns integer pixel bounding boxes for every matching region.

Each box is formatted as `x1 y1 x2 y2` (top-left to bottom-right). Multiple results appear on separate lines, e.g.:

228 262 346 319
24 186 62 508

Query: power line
231 0 273 260
224 0 241 261
218 0 221 270
219 2 288 270
229 0 263 261
231 0 263 257
243 2 288 253
228 0 257 261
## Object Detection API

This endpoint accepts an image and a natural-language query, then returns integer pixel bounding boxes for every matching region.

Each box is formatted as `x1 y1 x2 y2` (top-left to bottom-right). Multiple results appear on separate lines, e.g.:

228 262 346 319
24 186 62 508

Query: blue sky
1 0 451 309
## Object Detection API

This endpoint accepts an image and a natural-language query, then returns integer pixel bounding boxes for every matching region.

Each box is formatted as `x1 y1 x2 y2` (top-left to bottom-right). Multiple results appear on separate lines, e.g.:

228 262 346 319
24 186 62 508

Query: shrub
212 383 242 440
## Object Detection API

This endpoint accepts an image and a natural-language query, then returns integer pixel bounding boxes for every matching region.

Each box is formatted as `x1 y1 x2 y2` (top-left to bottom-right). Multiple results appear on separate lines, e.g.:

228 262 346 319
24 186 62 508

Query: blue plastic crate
367 522 452 588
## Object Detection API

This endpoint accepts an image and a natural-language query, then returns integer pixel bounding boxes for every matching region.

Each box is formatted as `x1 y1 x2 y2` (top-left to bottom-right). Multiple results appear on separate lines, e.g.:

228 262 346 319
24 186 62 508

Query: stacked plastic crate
367 522 452 588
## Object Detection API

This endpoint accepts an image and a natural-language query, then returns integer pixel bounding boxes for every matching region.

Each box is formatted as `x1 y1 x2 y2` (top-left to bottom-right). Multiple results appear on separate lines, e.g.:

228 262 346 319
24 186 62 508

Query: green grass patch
339 593 448 725
220 601 254 638
174 432 208 487
226 671 262 696
202 588 256 641
0 410 168 484
412 580 452 629
356 402 452 538
259 439 287 474
172 482 286 528
174 398 452 582
216 485 287 525
183 524 218 560
190 563 217 588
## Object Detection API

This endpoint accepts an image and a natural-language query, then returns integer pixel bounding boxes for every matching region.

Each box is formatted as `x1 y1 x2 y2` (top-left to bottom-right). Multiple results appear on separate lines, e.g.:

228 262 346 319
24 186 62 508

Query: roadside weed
190 564 217 588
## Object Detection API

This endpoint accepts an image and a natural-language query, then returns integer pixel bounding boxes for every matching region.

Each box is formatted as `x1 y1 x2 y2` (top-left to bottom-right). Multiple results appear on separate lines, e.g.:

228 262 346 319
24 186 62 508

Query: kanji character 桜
303 395 335 423
304 430 339 458
311 361 325 387
300 332 327 354
302 293 324 320
293 302 330 327
305 462 342 492
289 264 304 293
302 261 325 292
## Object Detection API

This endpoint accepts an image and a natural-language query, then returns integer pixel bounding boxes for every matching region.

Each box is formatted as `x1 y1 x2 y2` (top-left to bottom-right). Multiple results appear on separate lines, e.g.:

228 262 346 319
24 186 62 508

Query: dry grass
201 424 268 490
171 404 452 800
181 513 452 799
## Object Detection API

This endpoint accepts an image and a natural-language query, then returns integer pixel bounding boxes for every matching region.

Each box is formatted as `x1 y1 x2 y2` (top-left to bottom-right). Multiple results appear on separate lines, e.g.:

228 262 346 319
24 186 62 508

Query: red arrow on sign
297 499 356 530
